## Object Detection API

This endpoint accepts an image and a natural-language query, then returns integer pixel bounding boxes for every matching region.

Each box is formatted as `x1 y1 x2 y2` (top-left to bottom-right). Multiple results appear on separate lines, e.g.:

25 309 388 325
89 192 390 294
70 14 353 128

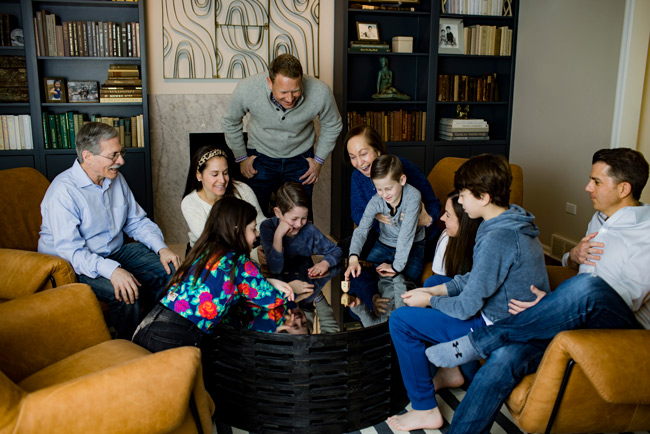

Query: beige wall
510 0 625 247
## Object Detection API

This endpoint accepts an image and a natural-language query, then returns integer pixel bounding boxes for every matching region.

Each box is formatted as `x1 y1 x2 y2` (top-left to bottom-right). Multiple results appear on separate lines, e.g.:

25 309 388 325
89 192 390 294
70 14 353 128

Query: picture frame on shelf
43 77 66 103
68 81 99 103
438 18 464 54
356 22 380 42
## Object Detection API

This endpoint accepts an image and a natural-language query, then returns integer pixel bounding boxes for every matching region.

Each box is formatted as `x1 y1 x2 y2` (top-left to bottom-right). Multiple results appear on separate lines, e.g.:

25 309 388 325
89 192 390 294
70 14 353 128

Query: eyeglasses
94 148 127 162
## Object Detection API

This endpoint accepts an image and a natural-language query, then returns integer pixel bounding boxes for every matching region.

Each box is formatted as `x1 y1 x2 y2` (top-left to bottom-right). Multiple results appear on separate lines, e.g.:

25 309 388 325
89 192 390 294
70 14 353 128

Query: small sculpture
372 57 411 101
456 104 470 119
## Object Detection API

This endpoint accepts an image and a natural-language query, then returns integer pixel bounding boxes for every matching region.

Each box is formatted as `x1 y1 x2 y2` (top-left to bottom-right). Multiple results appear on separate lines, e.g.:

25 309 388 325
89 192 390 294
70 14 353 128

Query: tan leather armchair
0 283 215 434
421 156 524 284
505 266 650 433
0 167 75 300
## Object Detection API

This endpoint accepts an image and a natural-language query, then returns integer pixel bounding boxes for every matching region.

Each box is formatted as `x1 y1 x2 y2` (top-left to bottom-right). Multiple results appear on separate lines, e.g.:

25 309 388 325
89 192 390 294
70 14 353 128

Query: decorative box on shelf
392 36 413 53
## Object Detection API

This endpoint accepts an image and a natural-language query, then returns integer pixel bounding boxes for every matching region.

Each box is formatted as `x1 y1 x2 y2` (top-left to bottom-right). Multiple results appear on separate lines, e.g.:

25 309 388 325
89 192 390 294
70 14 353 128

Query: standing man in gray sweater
222 54 342 215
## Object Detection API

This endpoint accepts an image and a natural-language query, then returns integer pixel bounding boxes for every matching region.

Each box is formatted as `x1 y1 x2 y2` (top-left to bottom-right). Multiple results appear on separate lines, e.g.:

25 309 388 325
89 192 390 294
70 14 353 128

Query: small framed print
44 77 66 103
439 18 464 54
68 81 99 103
356 22 380 42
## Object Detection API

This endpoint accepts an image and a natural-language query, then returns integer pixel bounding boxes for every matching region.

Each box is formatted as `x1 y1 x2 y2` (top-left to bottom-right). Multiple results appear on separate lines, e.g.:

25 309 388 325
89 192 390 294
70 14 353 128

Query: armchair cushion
0 249 76 300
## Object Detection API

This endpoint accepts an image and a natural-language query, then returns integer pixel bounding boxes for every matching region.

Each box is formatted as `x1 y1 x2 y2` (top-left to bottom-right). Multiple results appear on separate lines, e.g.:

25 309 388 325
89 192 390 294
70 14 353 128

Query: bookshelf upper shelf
32 0 138 7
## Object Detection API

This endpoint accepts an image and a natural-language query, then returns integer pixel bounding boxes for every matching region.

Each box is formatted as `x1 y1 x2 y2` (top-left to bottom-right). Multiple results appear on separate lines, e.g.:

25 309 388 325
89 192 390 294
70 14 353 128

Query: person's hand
308 260 330 278
568 232 604 268
239 156 258 179
110 267 141 304
267 278 295 301
401 290 431 307
508 285 546 315
376 262 396 277
158 247 180 274
299 157 322 185
375 213 392 225
276 219 294 238
417 202 434 227
287 280 315 297
257 246 267 266
347 295 362 308
344 257 362 279
412 284 448 297
372 293 390 314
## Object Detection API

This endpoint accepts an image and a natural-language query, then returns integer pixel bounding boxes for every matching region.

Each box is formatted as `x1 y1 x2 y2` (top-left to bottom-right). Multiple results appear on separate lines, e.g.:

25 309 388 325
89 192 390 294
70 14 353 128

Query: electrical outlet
565 202 577 215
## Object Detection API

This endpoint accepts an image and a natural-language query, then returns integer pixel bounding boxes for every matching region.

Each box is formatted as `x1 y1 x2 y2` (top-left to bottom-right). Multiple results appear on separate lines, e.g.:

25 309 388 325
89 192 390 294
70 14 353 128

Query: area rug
213 386 650 434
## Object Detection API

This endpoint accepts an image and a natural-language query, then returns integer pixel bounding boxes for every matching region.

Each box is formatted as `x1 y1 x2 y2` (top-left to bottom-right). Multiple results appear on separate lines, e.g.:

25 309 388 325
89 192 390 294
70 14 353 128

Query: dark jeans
246 148 314 216
78 242 174 339
132 304 203 353
448 273 642 434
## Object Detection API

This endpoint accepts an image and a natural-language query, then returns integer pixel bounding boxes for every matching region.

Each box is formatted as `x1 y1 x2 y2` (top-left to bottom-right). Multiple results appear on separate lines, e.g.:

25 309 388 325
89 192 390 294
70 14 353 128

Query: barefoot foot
433 366 465 390
386 408 444 431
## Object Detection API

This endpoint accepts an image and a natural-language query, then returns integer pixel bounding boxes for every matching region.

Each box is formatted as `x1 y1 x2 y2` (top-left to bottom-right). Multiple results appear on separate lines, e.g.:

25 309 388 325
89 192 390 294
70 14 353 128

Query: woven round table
202 322 408 433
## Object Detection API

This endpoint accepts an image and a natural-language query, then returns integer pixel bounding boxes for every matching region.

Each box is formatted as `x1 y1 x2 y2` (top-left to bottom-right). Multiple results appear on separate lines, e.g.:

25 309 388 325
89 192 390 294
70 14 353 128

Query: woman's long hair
166 196 257 289
182 145 236 199
444 191 482 277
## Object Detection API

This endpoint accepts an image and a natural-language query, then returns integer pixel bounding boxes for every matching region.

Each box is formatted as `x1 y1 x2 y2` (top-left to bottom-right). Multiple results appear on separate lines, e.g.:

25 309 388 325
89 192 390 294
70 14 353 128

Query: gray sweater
221 73 342 162
349 183 424 273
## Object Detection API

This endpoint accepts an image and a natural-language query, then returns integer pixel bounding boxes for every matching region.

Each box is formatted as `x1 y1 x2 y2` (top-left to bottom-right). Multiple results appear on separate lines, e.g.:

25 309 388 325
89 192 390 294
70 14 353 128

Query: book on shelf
439 134 490 141
0 13 18 47
439 117 488 127
0 115 31 150
99 96 143 103
41 112 143 148
442 0 509 16
0 55 29 103
437 73 499 102
437 129 489 137
348 45 391 53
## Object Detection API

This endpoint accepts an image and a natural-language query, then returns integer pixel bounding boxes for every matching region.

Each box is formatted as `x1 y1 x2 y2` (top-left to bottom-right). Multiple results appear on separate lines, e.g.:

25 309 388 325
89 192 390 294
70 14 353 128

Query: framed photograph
43 77 66 103
439 18 464 54
68 81 99 103
356 22 380 42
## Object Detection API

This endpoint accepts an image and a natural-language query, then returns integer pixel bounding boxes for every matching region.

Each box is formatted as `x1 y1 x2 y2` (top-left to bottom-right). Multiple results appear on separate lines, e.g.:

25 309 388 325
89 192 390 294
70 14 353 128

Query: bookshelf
331 0 518 239
0 0 153 216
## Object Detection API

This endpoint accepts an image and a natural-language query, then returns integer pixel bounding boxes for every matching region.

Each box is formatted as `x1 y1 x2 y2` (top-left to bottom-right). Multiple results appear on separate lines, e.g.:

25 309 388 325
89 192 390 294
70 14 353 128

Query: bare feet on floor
433 366 464 390
386 407 444 432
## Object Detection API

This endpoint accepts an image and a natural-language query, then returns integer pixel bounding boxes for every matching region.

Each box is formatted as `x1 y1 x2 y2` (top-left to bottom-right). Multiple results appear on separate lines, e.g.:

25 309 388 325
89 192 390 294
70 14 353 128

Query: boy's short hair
592 148 649 201
370 154 403 182
454 154 512 207
275 182 310 214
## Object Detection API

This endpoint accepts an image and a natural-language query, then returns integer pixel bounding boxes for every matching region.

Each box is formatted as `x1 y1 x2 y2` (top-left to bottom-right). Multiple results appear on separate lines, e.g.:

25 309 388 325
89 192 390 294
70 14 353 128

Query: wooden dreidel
341 280 350 307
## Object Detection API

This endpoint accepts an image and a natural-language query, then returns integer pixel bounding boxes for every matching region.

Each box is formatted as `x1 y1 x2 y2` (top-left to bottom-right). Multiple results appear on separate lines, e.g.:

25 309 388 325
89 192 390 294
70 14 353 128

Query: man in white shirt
39 122 180 338
425 148 650 434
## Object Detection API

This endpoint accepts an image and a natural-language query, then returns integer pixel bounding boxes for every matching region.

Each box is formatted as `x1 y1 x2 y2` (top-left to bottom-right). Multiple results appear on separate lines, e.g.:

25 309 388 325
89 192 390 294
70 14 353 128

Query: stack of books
0 114 33 150
464 25 512 56
349 41 390 53
437 73 498 102
0 55 29 102
100 64 142 103
438 118 489 141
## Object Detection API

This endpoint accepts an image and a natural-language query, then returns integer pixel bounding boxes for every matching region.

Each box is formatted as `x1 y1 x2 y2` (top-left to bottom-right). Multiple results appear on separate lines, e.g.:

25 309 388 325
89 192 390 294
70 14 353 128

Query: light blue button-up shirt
38 160 167 280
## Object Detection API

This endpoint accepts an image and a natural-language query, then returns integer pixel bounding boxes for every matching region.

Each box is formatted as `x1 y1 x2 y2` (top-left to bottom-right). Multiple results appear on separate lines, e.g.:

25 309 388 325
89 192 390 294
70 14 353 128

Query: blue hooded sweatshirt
430 205 549 322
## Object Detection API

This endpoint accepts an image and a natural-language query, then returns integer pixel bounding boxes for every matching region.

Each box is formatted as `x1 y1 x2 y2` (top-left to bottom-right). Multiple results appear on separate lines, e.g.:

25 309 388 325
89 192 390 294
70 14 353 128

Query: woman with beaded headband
181 146 266 253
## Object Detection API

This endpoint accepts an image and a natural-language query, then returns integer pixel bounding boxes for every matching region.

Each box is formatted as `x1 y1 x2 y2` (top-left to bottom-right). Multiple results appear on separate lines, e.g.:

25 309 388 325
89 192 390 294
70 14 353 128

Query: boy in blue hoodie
387 154 549 432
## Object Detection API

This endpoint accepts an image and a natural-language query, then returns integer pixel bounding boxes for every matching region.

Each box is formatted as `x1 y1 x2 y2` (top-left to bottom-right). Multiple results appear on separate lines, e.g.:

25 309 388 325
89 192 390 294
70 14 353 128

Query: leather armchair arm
17 347 213 434
0 249 76 299
538 329 650 404
0 284 111 382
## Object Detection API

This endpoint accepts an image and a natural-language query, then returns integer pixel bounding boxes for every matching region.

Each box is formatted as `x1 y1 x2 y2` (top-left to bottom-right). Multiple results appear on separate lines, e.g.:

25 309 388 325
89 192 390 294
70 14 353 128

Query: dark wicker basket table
202 322 408 433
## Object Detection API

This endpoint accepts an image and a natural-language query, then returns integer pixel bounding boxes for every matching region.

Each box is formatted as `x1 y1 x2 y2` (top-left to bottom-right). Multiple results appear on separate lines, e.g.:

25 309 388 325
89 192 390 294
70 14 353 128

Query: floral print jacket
159 250 287 333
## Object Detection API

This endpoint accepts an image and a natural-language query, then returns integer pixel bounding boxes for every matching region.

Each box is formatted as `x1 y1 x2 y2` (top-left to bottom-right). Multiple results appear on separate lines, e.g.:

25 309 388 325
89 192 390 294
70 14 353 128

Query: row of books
0 55 29 103
438 117 490 141
0 115 33 150
34 10 140 57
348 110 427 142
100 64 143 103
42 112 144 149
437 73 499 102
463 25 512 56
442 0 510 16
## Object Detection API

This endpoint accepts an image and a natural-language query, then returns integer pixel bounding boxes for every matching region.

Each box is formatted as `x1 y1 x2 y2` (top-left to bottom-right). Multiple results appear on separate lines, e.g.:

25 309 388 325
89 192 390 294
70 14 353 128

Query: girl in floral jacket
133 196 304 353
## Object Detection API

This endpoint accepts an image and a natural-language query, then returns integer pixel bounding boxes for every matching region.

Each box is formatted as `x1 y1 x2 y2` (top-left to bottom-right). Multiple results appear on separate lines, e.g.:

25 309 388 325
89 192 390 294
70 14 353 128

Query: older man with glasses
39 122 180 339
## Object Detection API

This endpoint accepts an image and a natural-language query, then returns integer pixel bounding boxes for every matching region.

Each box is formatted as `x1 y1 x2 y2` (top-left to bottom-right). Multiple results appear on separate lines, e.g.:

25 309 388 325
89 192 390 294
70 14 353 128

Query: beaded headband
197 149 227 170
